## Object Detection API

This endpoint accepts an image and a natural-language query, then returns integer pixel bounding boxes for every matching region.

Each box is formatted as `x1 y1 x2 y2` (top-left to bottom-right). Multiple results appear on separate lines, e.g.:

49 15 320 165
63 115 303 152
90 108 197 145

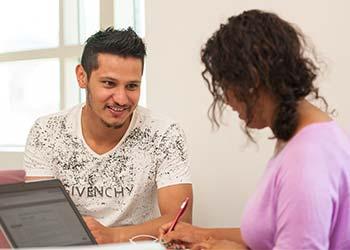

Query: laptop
0 179 96 248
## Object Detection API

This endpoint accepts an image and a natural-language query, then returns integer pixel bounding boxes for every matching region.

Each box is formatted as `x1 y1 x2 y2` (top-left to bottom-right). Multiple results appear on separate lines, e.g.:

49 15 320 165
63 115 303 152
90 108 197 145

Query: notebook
0 179 96 248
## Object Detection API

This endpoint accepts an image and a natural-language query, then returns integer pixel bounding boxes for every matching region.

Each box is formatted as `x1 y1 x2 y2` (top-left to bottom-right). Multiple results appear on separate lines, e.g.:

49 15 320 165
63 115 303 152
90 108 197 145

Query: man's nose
112 88 128 105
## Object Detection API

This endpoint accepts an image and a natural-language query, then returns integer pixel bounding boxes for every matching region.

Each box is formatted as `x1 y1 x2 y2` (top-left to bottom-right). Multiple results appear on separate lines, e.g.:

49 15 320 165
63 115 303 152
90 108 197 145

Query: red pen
166 197 190 233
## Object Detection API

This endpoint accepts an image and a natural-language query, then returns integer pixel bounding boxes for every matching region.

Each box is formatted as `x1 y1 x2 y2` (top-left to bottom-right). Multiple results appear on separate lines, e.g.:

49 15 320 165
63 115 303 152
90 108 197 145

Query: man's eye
127 84 139 90
103 81 114 87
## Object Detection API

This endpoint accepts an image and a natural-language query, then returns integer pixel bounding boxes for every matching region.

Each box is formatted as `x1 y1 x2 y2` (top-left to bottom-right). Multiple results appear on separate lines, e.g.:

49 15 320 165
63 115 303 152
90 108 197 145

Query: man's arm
25 176 54 182
84 183 193 244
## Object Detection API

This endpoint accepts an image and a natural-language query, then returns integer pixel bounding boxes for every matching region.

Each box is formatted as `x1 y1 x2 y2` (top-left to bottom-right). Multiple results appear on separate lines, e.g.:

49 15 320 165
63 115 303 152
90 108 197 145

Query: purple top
241 121 350 249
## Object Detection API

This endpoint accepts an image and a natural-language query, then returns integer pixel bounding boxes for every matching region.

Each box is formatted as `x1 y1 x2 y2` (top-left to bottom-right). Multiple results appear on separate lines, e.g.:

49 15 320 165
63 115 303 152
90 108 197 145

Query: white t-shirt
24 104 191 227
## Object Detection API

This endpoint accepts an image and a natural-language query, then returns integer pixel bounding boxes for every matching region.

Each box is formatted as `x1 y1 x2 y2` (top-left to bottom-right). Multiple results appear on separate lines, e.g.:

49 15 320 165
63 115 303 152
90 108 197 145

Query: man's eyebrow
99 76 141 84
100 76 118 82
128 80 142 84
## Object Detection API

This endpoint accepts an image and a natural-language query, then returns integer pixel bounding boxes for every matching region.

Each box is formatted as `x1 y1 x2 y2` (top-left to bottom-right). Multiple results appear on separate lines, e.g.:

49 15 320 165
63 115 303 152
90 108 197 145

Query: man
23 27 192 244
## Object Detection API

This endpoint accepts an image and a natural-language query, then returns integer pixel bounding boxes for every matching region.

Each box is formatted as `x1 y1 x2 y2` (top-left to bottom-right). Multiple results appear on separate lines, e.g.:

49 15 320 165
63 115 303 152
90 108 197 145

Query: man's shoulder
35 104 81 125
134 106 180 131
32 104 82 136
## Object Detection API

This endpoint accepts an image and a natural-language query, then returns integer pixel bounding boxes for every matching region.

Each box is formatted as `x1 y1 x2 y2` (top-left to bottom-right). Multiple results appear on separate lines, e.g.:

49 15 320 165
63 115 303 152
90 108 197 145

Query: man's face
78 53 142 129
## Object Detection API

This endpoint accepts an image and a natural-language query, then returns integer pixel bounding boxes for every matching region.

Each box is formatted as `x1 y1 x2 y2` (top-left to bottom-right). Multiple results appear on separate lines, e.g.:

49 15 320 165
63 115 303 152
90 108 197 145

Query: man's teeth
109 106 126 112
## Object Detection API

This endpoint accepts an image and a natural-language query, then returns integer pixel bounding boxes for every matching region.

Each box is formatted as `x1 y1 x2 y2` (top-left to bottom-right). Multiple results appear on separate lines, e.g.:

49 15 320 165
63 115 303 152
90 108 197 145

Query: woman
160 9 350 250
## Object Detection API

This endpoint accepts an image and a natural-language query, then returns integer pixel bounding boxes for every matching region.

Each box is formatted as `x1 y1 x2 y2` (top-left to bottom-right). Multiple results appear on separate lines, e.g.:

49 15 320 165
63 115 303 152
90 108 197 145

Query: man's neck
81 105 131 154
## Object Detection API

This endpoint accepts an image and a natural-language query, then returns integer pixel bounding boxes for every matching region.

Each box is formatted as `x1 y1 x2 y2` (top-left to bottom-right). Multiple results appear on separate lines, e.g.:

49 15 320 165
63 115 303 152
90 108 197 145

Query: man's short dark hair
81 27 146 79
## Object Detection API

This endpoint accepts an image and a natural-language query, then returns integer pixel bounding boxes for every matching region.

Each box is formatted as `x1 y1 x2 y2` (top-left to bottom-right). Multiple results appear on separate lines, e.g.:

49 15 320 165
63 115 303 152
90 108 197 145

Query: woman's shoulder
274 121 350 178
285 121 349 154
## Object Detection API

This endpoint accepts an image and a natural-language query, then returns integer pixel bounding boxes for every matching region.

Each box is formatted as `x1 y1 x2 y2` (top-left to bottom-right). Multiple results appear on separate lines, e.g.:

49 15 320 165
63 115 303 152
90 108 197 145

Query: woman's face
224 88 248 121
224 87 273 129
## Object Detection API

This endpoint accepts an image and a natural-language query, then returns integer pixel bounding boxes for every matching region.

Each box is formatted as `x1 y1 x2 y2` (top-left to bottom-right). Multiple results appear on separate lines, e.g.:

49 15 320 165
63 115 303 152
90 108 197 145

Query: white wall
144 0 350 227
0 152 23 170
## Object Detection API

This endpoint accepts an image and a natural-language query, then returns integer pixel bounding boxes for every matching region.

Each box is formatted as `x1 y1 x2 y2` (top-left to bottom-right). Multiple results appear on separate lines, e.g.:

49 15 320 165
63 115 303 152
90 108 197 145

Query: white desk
26 242 165 250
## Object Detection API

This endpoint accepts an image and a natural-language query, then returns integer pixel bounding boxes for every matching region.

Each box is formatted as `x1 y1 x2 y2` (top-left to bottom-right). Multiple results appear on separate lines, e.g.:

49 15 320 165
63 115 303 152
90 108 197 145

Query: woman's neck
294 100 332 135
273 100 332 157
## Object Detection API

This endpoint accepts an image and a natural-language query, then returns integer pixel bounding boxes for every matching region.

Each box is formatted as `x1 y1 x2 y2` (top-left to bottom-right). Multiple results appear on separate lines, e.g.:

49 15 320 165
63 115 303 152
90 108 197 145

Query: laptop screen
0 180 96 248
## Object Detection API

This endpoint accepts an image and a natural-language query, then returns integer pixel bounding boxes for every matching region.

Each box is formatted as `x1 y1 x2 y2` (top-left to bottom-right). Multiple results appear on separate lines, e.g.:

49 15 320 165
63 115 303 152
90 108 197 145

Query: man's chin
109 123 126 129
101 119 125 129
109 123 125 129
100 109 134 129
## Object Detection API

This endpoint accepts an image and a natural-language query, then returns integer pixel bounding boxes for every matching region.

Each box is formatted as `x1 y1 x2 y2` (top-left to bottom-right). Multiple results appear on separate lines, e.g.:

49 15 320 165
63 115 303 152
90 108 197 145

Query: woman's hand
159 221 209 249
83 216 120 244
192 238 248 250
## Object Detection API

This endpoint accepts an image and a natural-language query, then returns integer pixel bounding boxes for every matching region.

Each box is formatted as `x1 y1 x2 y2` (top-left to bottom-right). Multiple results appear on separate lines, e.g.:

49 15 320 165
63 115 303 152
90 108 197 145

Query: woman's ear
76 65 88 88
223 88 237 107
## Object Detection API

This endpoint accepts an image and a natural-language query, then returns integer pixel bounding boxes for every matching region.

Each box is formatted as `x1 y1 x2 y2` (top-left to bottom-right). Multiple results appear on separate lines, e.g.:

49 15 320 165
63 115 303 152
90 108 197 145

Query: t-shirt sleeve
273 145 335 250
23 120 55 177
155 123 191 188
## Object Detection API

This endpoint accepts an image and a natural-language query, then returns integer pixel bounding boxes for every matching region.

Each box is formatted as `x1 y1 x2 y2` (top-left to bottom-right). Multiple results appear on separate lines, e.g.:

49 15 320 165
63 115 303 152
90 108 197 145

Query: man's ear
76 64 88 88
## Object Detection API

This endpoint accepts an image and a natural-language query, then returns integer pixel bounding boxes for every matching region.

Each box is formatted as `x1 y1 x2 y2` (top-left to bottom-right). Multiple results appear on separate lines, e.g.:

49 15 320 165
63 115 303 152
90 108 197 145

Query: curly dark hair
201 9 328 141
81 27 146 80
